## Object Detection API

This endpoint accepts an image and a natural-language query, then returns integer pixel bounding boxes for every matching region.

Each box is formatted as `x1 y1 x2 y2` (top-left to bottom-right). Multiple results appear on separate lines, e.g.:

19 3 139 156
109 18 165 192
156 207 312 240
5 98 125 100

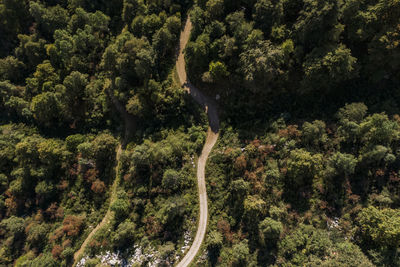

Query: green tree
162 169 182 191
206 0 224 20
286 149 323 189
112 219 136 248
358 206 400 248
208 61 229 82
26 223 48 250
302 44 358 92
0 56 25 83
239 40 284 90
25 60 59 96
253 0 283 35
29 2 69 40
259 217 283 247
301 120 327 149
62 71 89 119
294 0 341 51
111 191 130 219
30 92 62 127
15 34 47 71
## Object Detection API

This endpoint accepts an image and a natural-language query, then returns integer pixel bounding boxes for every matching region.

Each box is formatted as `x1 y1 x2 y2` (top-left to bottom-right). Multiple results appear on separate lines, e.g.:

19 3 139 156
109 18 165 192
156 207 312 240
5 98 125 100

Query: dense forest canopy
185 0 400 127
0 0 399 266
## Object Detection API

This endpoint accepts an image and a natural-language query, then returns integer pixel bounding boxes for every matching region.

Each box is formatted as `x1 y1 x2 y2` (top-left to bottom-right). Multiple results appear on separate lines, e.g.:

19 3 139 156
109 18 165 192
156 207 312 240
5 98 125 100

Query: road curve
176 17 220 267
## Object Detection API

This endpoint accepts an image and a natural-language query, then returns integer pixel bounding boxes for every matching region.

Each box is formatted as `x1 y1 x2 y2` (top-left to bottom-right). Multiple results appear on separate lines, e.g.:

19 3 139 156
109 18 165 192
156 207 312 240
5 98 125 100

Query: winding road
73 16 219 267
175 17 220 267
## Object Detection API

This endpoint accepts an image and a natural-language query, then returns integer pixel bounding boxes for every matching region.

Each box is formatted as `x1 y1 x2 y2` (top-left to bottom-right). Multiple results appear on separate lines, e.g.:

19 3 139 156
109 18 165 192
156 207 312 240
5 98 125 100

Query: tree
122 0 144 24
91 179 106 194
294 0 341 51
25 60 59 96
360 113 399 148
159 242 175 262
26 223 48 250
101 32 154 86
30 92 62 127
302 44 358 92
239 40 284 90
35 181 56 202
29 2 69 40
231 240 251 266
358 206 400 248
15 34 47 71
112 219 136 248
62 215 84 237
326 152 357 177
286 149 323 189
65 134 85 152
208 61 229 82
162 169 182 191
243 195 267 232
207 230 223 251
29 252 58 267
91 133 117 171
337 102 368 123
278 224 332 265
126 95 144 117
111 193 130 219
301 120 327 149
0 56 25 83
0 0 31 38
318 241 374 267
152 27 174 58
62 71 89 119
259 217 283 247
0 216 25 239
157 196 186 225
253 0 283 35
206 0 224 20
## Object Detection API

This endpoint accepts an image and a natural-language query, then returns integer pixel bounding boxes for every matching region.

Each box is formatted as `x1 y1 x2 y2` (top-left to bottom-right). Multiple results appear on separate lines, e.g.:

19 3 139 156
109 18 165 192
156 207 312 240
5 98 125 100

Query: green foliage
112 219 136 248
208 61 229 82
30 92 62 127
162 169 182 191
358 206 400 248
1 1 400 266
111 191 130 219
259 217 283 246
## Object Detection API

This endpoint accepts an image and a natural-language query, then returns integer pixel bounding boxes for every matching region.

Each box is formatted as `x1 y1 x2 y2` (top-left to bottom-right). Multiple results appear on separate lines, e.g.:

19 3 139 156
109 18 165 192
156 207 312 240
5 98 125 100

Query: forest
0 0 399 266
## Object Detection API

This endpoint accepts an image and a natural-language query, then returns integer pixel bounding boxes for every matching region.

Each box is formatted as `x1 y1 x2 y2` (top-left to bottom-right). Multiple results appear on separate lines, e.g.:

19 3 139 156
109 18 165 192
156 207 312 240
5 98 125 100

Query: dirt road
176 17 220 267
73 145 122 265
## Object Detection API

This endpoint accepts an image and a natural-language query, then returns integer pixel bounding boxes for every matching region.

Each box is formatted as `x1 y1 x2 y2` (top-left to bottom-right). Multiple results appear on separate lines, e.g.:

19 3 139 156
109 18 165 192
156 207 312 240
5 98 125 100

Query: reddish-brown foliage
68 163 79 177
123 173 131 182
84 168 98 183
217 219 234 243
57 180 69 191
375 169 385 177
234 155 247 172
49 227 64 243
144 216 163 237
51 245 63 259
91 179 106 194
5 197 17 216
278 125 301 138
89 239 101 249
62 215 84 237
45 203 58 220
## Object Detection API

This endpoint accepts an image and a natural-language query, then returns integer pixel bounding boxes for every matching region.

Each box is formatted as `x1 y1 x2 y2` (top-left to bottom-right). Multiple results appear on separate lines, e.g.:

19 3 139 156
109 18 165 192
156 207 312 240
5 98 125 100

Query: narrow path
73 145 122 265
176 17 220 267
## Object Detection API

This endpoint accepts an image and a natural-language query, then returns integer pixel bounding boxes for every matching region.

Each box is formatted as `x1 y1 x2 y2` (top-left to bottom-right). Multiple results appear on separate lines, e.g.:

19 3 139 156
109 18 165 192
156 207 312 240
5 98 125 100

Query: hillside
0 0 400 266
